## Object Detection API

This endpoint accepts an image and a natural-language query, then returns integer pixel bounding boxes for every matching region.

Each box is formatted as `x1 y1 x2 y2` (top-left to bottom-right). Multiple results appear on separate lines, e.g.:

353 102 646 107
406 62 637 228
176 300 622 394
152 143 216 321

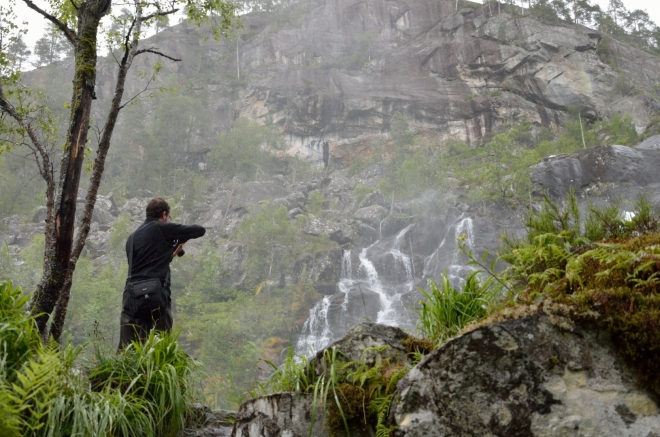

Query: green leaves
414 272 496 345
0 279 201 437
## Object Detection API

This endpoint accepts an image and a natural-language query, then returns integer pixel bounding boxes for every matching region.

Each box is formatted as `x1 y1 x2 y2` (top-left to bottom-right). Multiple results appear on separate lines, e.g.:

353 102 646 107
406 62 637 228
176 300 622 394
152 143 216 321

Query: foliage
0 279 201 436
176 284 319 408
307 190 325 215
209 117 285 181
499 192 660 395
89 330 200 437
262 345 411 437
238 202 300 286
378 112 640 203
415 271 499 345
64 257 126 345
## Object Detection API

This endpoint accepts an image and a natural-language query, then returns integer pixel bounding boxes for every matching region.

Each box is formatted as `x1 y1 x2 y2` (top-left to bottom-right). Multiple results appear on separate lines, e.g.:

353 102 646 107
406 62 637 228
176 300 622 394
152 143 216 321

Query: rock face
393 314 660 437
232 393 326 437
531 144 660 198
28 0 660 165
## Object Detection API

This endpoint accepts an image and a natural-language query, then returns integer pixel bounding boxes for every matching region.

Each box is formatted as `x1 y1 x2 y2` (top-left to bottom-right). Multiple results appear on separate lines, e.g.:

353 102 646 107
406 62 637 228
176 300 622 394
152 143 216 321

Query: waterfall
296 250 353 354
388 224 414 288
339 250 352 312
358 242 394 324
448 217 475 286
454 217 474 258
295 296 332 355
422 215 475 284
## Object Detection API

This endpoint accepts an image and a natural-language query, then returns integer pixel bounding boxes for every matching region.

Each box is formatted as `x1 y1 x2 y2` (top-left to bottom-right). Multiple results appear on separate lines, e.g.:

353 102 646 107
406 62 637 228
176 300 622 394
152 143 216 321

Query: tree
572 0 600 26
32 23 70 67
607 0 627 27
7 34 31 70
0 0 238 341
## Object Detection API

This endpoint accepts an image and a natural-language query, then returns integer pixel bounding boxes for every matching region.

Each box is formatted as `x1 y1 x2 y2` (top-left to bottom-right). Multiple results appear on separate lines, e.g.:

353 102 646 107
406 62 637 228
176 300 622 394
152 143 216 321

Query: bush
209 118 285 181
0 279 201 436
499 193 660 395
415 271 497 345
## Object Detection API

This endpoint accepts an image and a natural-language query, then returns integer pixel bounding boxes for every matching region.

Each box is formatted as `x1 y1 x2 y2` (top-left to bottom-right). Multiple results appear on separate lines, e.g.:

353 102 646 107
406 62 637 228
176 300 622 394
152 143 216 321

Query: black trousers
118 306 173 349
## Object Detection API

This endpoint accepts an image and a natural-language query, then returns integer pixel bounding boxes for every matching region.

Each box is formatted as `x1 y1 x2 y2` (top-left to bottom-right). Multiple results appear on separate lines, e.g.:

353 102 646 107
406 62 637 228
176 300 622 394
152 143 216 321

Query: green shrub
209 118 285 181
307 190 324 215
0 279 201 437
499 194 660 395
415 271 497 345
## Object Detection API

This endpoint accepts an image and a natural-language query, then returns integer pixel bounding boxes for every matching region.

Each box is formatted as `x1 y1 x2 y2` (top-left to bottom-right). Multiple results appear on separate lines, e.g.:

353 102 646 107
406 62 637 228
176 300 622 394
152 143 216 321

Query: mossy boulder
393 313 660 437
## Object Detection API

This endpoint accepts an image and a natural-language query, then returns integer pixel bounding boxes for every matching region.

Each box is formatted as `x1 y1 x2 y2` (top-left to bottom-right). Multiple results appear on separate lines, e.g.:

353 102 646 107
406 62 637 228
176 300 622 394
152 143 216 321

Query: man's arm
158 222 206 242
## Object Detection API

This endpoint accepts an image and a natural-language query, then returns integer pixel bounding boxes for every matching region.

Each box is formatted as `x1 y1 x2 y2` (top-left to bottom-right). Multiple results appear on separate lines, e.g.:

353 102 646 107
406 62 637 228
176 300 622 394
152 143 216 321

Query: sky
11 0 660 58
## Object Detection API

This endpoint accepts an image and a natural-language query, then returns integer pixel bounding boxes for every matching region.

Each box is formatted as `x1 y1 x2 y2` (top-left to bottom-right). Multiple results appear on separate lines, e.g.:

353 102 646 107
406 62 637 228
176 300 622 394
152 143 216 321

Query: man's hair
146 198 170 219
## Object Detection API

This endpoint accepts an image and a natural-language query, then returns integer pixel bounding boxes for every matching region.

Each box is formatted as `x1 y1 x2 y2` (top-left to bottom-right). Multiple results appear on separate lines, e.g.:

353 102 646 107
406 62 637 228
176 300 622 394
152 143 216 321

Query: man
119 197 206 348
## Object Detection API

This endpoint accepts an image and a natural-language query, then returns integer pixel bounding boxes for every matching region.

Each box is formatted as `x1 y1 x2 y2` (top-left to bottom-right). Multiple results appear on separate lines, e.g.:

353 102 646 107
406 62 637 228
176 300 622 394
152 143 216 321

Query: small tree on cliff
0 0 237 341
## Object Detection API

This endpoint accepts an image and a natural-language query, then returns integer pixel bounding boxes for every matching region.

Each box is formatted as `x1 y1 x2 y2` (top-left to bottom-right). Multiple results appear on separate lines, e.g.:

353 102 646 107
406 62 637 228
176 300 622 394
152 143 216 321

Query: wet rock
288 207 304 218
301 215 357 245
637 134 660 150
354 205 387 229
92 208 114 226
393 314 660 437
293 248 342 293
285 192 306 209
237 324 412 437
357 190 390 210
356 223 379 247
232 393 326 437
120 198 148 219
312 323 412 370
380 214 414 238
531 145 660 198
33 206 47 223
185 406 236 437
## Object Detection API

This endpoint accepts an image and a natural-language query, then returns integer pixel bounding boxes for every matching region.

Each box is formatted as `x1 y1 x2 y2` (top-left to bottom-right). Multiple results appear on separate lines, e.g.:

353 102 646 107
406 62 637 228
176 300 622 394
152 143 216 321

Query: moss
401 336 435 355
503 232 660 395
325 383 367 436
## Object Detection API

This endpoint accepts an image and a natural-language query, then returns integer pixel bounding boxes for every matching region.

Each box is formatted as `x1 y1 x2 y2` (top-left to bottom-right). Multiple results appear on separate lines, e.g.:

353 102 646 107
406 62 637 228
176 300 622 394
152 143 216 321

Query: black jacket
126 217 206 283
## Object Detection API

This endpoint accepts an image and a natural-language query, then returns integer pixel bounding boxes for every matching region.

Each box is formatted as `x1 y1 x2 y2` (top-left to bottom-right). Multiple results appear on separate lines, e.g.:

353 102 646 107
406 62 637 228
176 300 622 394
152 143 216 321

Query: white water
296 216 477 356
295 295 332 355
339 250 352 313
423 215 468 277
358 242 393 324
296 249 354 354
388 224 415 288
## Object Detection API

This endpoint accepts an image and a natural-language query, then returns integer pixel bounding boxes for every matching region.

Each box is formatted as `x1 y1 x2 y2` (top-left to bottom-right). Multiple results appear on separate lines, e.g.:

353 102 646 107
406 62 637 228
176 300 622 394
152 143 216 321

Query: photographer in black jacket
118 198 206 348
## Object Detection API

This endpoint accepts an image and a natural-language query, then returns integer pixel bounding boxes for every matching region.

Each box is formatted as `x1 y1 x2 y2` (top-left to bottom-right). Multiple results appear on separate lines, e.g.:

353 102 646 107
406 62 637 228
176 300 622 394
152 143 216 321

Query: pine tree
32 24 69 67
7 34 30 70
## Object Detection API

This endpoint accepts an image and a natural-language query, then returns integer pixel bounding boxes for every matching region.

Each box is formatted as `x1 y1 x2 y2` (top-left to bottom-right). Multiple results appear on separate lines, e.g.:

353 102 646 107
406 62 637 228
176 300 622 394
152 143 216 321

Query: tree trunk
49 19 141 341
31 0 106 340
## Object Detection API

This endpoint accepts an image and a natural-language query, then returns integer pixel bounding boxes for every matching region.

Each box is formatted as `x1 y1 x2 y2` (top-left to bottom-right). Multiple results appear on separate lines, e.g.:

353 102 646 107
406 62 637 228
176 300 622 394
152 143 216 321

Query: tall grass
0 279 201 437
415 271 496 345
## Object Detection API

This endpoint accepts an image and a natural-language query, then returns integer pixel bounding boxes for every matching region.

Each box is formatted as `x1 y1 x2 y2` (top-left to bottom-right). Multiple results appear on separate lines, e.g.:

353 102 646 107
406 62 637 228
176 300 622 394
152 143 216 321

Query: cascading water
296 215 477 356
295 296 332 355
296 249 354 354
388 224 415 288
358 242 392 324
423 215 475 287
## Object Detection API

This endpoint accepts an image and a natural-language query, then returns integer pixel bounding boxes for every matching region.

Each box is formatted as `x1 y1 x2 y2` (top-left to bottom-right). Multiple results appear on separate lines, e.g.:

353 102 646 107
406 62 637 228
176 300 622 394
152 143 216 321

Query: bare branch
135 48 181 62
141 8 179 23
21 0 77 45
118 74 156 110
68 0 78 10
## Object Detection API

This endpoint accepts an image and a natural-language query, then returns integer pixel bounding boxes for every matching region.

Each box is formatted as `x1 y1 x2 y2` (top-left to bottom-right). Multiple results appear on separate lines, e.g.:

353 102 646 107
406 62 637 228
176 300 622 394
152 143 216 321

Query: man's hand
172 242 186 258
